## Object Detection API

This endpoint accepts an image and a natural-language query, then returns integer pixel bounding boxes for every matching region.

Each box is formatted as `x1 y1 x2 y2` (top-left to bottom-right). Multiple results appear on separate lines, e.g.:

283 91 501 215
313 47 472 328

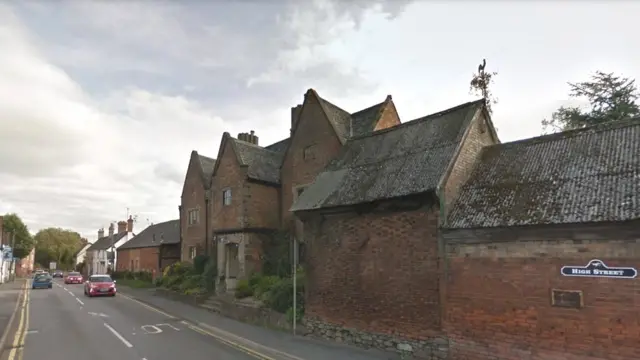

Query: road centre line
104 323 133 348
76 298 84 306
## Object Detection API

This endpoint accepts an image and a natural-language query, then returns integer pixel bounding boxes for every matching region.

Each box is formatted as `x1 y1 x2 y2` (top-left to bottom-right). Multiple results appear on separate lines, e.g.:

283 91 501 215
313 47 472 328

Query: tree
542 71 640 133
34 228 84 270
2 213 34 259
470 58 499 114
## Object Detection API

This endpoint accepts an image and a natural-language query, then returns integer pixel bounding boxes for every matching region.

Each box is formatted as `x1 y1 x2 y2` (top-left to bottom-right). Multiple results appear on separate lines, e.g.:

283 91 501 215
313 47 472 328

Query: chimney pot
127 216 134 233
98 228 105 239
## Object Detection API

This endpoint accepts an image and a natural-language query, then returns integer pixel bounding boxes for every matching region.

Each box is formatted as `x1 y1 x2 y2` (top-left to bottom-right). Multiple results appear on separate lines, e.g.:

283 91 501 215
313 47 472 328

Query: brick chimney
98 228 104 239
127 216 134 233
108 223 114 237
117 221 127 233
291 104 302 135
237 131 259 145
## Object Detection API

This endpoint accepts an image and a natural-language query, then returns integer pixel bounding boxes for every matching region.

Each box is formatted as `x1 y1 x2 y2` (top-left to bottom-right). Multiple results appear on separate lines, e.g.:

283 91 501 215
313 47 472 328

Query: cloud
0 1 410 239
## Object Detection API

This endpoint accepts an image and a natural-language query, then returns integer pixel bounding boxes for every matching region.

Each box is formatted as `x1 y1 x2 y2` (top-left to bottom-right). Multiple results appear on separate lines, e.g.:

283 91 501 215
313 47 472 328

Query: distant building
86 217 135 275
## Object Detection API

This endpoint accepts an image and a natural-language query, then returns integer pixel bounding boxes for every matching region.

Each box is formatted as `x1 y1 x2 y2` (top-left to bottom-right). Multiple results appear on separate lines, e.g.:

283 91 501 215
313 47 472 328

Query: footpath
0 280 26 357
118 286 397 360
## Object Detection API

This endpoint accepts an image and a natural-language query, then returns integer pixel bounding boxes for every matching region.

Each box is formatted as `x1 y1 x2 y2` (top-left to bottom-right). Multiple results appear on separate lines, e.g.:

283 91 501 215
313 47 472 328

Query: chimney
108 223 115 237
127 216 134 233
237 132 246 142
117 221 127 233
291 104 303 135
249 130 259 145
98 228 105 239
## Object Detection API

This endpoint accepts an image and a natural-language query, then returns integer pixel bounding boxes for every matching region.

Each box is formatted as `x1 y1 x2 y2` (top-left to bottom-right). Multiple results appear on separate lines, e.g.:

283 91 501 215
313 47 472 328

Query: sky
0 1 638 242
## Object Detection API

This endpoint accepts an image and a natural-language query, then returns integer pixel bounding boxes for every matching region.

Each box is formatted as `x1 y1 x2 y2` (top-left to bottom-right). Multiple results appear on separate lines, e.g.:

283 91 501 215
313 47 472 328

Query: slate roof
231 138 288 184
315 93 389 142
118 220 180 250
86 232 127 251
197 153 216 186
447 118 640 229
291 99 485 211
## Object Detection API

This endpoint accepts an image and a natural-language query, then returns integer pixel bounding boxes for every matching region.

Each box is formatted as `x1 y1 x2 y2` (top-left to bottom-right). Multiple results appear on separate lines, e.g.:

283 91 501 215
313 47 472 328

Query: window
222 189 232 206
130 259 134 271
135 259 139 271
188 208 199 225
303 145 315 161
189 246 196 260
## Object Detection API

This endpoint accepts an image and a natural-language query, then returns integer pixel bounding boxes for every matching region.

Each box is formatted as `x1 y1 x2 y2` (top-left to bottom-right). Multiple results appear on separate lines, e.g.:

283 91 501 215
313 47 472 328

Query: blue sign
3 251 12 260
561 259 637 279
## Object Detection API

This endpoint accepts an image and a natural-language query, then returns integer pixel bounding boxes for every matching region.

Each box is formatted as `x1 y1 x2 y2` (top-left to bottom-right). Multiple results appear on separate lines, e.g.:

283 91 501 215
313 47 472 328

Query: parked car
32 273 53 289
52 270 64 278
84 274 117 297
64 272 83 284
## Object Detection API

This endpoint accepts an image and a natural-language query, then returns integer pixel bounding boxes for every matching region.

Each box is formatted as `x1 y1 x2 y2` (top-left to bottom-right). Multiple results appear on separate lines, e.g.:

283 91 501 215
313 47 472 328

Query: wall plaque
560 259 637 279
551 289 583 309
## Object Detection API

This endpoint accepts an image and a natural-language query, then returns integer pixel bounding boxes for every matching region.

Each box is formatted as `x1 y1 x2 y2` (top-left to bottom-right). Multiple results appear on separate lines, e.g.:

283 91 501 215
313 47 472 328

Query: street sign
49 261 57 270
2 247 12 260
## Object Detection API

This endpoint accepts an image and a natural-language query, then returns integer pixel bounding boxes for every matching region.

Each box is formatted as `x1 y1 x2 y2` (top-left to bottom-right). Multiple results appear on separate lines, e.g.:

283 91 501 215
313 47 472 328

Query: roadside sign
49 261 57 270
3 248 12 260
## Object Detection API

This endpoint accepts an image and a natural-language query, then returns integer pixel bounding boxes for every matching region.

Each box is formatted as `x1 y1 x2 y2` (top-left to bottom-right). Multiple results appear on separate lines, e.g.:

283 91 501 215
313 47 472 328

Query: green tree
542 71 640 133
2 213 34 259
34 228 84 270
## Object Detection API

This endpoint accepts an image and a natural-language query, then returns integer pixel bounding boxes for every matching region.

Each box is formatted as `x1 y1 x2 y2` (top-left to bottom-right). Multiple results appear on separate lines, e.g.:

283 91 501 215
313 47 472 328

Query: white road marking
141 325 162 334
76 298 84 305
104 323 133 348
157 323 180 331
88 312 109 318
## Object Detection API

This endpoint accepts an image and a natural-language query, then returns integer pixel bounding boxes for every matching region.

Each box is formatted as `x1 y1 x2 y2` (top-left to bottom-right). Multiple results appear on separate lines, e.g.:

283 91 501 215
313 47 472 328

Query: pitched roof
197 153 216 187
87 232 127 251
291 99 485 211
447 118 640 229
314 92 390 142
118 220 180 250
230 137 288 184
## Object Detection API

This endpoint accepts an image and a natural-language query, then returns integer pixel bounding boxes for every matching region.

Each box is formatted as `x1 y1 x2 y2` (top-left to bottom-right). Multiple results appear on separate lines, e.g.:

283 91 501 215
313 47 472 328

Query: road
7 279 260 360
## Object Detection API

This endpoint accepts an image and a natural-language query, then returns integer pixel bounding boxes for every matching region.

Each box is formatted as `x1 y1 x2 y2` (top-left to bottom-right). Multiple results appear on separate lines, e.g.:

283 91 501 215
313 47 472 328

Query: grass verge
116 278 155 288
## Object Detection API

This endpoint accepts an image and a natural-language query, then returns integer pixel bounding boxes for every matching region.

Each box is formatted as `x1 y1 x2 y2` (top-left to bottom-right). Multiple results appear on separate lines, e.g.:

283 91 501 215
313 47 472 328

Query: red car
64 271 83 284
84 274 117 297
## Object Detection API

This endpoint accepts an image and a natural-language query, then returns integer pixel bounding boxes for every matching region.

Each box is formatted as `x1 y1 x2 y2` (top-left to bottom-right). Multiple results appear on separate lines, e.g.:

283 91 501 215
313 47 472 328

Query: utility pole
292 236 298 336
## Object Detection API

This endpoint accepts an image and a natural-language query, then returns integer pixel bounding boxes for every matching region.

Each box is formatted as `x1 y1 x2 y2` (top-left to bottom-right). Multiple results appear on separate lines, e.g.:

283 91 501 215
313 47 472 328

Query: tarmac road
9 279 259 360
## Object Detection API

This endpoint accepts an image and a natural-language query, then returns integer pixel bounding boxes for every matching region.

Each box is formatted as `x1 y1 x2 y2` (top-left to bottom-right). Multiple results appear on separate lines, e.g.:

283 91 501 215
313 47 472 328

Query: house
75 243 92 266
292 99 640 360
86 218 135 275
179 150 215 263
15 248 34 277
208 89 400 292
116 219 180 275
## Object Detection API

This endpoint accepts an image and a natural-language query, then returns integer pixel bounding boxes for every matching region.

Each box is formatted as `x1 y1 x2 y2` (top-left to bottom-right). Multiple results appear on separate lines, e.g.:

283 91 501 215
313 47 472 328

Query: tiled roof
265 138 290 153
447 118 640 229
291 100 485 211
87 232 127 251
232 138 287 184
118 220 179 250
197 154 216 187
316 93 389 142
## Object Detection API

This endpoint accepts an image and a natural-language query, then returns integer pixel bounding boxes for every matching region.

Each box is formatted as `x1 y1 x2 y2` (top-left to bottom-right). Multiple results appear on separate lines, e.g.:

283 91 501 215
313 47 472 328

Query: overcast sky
0 1 638 241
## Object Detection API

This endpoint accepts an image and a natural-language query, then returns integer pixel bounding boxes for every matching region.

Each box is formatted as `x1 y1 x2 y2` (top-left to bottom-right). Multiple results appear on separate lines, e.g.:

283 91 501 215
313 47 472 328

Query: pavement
117 286 397 360
0 280 25 357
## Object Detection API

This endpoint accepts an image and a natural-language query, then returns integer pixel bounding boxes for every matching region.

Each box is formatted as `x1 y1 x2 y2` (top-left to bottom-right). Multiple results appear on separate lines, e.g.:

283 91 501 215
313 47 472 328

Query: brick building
179 150 216 263
291 102 640 360
86 218 134 275
117 219 180 276
204 89 400 292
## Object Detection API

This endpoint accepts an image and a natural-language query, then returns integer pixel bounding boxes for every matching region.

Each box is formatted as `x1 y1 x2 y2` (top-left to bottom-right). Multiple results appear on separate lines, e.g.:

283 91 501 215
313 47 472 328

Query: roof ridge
233 138 281 154
348 99 485 141
491 116 640 150
351 100 386 116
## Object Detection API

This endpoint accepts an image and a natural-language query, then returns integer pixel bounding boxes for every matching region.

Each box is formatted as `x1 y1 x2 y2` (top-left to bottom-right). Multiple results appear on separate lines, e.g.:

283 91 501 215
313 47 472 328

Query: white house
86 218 135 275
75 243 92 266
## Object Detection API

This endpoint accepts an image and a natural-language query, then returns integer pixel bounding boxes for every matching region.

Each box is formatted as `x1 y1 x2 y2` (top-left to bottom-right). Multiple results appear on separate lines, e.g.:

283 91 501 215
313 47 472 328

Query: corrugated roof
291 100 485 211
118 220 180 250
447 117 640 229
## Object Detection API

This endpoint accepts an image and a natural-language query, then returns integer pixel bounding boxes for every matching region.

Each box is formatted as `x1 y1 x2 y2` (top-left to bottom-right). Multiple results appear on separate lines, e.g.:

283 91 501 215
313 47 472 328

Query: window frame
222 188 232 206
189 246 197 260
187 208 200 225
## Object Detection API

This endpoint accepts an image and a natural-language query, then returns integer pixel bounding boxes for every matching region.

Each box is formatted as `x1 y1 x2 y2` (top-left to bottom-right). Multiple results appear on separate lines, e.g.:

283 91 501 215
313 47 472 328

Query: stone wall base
302 318 449 360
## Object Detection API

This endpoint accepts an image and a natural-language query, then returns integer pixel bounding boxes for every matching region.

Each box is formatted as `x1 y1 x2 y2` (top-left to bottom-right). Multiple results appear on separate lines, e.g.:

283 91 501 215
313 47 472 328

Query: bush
193 255 209 275
234 279 253 299
179 274 203 293
253 275 280 298
163 262 192 277
265 267 305 314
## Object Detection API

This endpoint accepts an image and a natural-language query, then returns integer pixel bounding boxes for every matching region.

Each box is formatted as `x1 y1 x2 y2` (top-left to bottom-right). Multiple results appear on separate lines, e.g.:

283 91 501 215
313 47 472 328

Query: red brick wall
245 181 279 229
211 139 246 231
373 98 401 131
117 247 159 274
281 91 343 230
304 202 442 338
181 152 209 262
443 223 640 360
